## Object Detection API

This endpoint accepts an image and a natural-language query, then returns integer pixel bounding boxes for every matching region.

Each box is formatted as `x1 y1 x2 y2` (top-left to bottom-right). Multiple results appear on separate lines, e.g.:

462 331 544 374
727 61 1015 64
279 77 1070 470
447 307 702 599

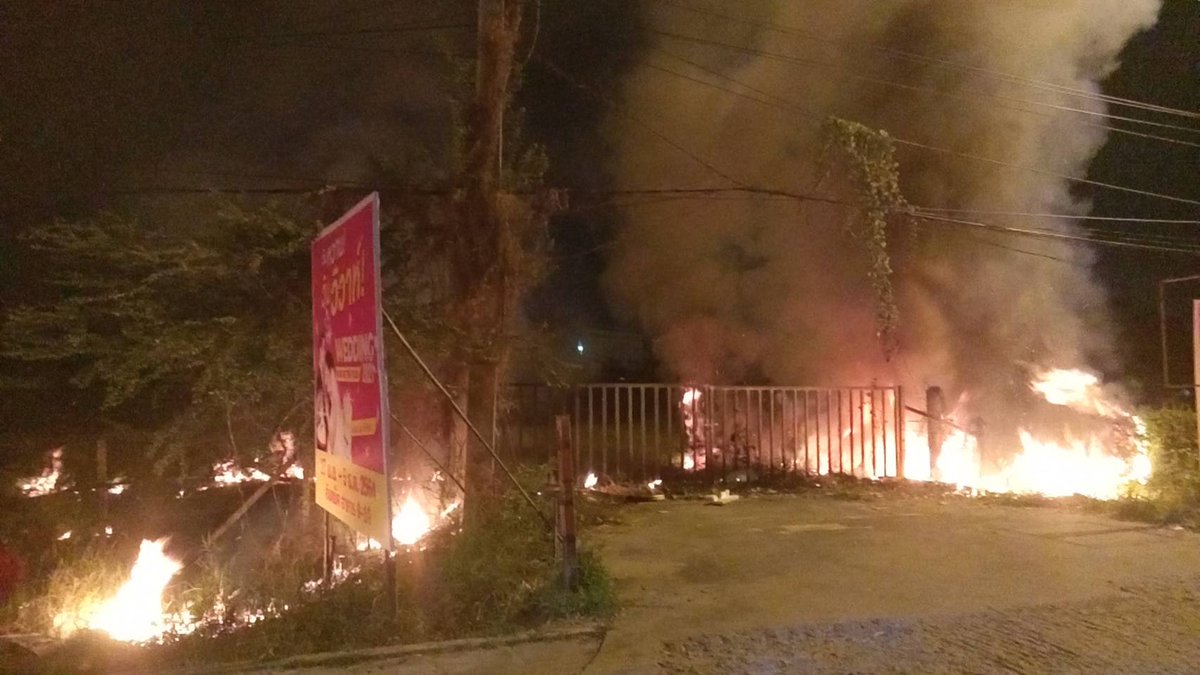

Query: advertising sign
312 193 391 545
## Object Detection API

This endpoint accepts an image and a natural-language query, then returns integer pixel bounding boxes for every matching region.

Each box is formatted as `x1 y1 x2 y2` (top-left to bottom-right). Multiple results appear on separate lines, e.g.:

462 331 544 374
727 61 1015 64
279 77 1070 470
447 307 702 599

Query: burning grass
2 468 615 671
150 484 613 668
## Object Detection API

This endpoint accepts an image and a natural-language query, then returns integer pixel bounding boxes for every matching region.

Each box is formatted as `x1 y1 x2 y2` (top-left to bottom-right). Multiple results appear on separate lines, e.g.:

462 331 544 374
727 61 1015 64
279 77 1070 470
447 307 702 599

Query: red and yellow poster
312 193 391 545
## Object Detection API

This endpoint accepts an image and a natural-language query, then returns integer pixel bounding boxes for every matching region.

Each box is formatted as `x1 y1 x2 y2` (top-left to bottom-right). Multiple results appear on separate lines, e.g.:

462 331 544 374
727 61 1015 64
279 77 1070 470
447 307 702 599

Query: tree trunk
451 0 524 511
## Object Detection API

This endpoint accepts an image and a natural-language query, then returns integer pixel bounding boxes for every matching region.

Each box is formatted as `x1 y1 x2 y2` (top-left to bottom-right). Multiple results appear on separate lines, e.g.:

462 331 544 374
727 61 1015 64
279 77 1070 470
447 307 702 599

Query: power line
935 227 1087 267
646 0 1200 123
912 212 1200 255
646 26 1200 139
646 26 1200 146
911 208 1200 225
110 176 1200 248
225 21 472 41
891 136 1200 208
639 49 1200 208
229 41 468 59
571 186 856 208
564 187 1200 251
105 181 1200 255
568 187 1200 251
535 57 746 189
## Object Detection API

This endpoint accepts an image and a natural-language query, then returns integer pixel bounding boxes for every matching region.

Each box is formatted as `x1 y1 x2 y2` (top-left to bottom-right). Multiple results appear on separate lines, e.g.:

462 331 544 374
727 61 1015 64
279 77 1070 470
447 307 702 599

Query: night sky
1086 0 1200 397
1 0 1197 397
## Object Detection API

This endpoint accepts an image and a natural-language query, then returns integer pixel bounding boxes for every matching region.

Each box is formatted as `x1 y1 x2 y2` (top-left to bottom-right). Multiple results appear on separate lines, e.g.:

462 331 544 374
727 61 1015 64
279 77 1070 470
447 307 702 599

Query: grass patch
3 469 618 672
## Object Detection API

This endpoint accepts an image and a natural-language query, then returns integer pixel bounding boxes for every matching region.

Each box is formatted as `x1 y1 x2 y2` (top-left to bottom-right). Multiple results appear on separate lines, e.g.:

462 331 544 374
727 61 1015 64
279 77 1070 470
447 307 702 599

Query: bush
418 474 616 636
1141 407 1200 516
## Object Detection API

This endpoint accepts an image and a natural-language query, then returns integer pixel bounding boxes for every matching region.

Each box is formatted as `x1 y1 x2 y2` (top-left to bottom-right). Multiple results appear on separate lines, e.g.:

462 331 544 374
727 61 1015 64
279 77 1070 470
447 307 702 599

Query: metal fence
499 383 906 483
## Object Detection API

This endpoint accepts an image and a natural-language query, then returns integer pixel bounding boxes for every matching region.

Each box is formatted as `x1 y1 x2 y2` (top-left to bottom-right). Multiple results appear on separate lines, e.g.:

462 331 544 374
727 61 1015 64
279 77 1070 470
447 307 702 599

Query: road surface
247 494 1200 674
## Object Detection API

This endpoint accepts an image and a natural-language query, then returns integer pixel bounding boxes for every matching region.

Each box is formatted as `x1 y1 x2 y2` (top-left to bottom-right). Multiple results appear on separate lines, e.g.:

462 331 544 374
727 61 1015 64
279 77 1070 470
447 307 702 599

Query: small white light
576 341 585 355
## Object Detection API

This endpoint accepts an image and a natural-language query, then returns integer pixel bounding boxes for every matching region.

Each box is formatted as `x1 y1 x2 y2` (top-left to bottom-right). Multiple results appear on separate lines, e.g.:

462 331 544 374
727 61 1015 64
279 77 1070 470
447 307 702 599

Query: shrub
1141 407 1200 515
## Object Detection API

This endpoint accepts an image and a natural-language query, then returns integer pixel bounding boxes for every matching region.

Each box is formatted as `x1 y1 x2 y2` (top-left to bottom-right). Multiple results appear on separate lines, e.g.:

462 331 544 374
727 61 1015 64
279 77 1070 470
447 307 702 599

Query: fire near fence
499 384 906 482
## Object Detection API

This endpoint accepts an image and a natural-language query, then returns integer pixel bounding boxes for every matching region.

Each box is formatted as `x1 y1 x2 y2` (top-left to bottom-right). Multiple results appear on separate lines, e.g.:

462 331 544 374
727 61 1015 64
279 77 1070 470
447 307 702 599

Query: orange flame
209 460 270 487
908 368 1150 499
55 539 192 643
392 493 433 547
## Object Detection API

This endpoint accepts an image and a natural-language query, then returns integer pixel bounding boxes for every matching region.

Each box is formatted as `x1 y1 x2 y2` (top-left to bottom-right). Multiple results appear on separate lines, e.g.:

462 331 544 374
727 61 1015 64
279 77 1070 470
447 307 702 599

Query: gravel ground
657 577 1200 674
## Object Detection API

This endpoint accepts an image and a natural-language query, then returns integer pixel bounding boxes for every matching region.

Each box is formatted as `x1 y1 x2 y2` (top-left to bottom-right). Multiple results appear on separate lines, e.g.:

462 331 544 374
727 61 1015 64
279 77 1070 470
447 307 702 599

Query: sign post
312 193 392 547
1193 300 1200 454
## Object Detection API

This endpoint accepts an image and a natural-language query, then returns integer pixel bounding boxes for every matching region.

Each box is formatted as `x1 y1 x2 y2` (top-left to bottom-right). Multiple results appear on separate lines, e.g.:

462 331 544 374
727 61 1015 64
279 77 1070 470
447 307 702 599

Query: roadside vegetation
1110 407 1200 526
1 471 616 673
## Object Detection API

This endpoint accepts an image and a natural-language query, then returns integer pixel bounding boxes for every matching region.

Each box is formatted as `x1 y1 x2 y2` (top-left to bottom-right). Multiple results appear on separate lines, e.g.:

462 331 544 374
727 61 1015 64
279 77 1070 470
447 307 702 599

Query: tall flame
392 493 432 547
55 539 188 643
909 368 1150 499
674 368 1150 500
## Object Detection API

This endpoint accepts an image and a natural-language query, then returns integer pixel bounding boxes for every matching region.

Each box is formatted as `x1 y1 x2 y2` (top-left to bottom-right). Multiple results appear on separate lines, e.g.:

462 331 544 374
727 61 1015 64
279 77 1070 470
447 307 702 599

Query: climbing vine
819 117 912 359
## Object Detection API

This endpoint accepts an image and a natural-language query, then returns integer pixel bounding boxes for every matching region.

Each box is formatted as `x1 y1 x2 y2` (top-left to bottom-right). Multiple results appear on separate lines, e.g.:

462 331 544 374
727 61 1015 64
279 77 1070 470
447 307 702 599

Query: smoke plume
604 0 1161 451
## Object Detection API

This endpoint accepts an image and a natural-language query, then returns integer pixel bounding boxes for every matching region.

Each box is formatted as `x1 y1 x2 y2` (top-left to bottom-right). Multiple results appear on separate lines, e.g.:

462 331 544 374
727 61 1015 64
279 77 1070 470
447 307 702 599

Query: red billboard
312 193 391 545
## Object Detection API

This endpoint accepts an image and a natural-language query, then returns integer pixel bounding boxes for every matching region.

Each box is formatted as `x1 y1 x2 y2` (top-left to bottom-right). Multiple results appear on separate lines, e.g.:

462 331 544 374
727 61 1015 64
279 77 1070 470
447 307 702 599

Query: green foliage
164 557 414 666
532 547 617 620
0 201 315 472
820 117 912 357
1140 407 1200 517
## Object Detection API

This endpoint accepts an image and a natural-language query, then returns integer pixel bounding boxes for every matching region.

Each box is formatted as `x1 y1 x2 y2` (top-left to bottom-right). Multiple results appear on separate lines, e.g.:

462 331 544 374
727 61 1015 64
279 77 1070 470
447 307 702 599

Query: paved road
251 495 1200 674
587 495 1200 674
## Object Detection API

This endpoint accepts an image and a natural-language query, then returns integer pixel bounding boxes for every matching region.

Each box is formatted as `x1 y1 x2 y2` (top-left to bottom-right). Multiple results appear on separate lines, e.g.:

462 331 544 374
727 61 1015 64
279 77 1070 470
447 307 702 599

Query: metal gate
500 383 906 483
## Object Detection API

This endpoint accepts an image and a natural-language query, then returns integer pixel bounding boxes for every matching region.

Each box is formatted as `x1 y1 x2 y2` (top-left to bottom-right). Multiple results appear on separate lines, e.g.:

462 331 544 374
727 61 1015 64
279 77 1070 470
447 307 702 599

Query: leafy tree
0 201 315 475
1140 407 1200 514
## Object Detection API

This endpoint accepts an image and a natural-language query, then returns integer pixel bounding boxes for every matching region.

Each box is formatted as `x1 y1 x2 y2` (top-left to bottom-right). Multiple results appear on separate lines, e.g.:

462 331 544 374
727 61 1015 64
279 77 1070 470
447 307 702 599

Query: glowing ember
55 539 189 643
584 472 598 489
392 493 432 547
681 387 701 406
209 460 270 487
647 479 663 490
57 531 72 541
283 464 305 480
17 447 66 497
107 483 128 495
18 473 61 497
682 453 696 471
104 526 114 536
